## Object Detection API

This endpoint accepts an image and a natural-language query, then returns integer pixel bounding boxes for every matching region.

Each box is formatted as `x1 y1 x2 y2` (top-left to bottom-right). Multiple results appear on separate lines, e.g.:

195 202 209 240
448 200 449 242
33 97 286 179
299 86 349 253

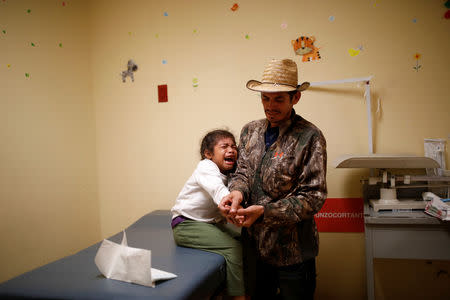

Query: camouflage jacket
229 109 327 266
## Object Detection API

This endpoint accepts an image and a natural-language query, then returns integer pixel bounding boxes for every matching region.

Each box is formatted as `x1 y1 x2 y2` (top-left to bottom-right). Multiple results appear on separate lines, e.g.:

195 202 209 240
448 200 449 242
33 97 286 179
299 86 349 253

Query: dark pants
242 228 316 300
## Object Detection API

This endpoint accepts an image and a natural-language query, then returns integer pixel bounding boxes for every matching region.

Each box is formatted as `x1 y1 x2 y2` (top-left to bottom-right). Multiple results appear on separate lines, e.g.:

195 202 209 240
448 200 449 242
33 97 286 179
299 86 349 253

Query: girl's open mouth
224 157 235 164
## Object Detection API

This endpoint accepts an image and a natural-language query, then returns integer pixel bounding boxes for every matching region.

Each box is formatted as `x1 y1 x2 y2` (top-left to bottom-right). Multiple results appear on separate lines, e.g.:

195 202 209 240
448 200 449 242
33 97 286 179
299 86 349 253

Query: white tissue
94 231 177 287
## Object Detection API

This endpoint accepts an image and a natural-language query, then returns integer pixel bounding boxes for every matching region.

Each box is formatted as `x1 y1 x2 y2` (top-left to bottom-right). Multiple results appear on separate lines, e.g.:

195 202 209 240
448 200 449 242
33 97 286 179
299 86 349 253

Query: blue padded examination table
0 210 226 300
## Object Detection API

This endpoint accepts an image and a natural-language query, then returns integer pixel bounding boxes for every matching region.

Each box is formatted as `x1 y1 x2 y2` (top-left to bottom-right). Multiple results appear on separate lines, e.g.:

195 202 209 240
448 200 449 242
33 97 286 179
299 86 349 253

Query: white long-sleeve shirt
171 159 230 223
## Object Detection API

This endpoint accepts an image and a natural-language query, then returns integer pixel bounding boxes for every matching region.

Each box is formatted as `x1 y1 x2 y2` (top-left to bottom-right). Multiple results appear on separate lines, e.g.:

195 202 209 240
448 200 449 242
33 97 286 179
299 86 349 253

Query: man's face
261 91 300 127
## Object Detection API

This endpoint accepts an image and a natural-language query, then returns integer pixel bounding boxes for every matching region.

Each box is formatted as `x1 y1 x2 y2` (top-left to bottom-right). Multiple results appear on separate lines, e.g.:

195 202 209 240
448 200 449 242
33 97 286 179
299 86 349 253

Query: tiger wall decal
291 36 321 62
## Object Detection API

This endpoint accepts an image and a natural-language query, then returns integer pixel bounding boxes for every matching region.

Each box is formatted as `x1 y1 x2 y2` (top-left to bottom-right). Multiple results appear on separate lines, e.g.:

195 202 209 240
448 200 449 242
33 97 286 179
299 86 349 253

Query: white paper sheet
94 231 177 287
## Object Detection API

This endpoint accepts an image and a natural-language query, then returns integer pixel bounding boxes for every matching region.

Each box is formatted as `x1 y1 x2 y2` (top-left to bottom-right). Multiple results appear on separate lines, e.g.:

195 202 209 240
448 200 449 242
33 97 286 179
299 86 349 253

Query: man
219 58 327 300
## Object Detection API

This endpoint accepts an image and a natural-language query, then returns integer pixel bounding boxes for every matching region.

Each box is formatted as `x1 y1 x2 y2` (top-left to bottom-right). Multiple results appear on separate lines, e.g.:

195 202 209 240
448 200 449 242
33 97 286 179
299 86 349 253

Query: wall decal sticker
121 59 138 82
413 53 422 72
348 48 360 56
445 10 450 19
292 36 321 62
348 45 363 57
158 85 168 103
444 0 450 19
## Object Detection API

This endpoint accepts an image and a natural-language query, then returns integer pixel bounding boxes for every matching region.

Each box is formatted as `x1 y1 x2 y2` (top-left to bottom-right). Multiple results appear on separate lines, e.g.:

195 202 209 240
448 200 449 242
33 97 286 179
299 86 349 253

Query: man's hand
218 190 243 217
236 205 264 227
219 191 244 225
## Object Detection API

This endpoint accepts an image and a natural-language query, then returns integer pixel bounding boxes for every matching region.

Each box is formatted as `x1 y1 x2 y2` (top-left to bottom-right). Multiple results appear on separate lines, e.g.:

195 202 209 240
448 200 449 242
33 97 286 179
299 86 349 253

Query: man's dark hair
288 90 299 100
200 130 236 159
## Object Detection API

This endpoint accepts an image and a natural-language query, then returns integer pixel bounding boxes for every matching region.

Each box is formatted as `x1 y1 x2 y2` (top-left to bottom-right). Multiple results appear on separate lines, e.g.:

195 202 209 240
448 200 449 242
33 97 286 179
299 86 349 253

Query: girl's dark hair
200 129 236 159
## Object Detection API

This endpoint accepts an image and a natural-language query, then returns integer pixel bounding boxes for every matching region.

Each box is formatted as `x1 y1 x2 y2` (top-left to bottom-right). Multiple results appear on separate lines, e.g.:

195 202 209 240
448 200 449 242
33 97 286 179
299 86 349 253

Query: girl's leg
173 220 245 297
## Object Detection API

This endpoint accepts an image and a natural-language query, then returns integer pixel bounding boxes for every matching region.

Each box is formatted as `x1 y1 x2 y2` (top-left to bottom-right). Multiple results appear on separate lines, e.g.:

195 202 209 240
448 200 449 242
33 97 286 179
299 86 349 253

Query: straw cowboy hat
246 58 310 92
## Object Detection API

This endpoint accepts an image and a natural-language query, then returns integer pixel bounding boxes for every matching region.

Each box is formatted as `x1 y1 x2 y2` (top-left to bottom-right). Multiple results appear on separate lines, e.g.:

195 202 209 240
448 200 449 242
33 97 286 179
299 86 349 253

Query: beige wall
1 0 449 298
91 0 449 237
0 0 100 282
